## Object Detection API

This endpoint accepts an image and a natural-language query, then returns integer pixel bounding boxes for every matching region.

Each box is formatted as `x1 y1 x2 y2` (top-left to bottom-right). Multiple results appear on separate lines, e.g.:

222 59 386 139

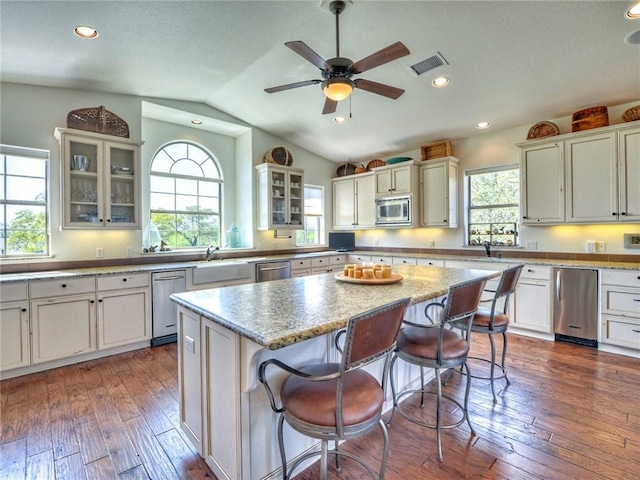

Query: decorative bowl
111 165 133 175
72 155 90 171
386 156 412 164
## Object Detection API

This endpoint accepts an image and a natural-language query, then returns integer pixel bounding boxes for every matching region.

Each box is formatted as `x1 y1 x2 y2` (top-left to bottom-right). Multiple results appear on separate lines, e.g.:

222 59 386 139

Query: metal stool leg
435 368 443 461
277 414 288 480
463 361 475 436
489 333 498 403
502 332 511 385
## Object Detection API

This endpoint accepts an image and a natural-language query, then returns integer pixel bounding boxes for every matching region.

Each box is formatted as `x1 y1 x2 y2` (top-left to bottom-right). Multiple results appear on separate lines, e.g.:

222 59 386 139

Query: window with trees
466 164 519 247
296 185 325 247
149 142 222 249
0 145 49 257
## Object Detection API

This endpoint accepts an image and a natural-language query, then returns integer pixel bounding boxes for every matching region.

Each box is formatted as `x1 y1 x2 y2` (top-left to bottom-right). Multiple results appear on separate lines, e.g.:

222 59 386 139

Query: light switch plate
624 233 640 249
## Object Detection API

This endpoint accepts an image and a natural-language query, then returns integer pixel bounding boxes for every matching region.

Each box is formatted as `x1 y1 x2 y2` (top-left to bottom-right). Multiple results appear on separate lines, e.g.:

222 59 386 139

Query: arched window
149 142 222 249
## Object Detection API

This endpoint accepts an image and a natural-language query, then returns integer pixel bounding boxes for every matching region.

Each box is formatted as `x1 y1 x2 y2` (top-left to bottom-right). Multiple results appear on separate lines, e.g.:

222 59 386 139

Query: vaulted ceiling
1 1 638 163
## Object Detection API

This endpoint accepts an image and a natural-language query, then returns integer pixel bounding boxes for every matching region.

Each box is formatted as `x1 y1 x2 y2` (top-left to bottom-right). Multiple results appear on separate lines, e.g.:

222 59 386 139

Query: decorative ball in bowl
111 165 133 175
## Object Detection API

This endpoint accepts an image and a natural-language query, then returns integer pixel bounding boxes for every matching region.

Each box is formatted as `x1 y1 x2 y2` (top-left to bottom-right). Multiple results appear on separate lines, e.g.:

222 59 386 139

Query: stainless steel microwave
375 195 411 226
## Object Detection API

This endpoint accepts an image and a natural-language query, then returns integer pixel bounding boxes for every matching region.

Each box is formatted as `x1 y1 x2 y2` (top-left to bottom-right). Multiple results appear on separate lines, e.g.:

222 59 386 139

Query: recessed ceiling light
476 121 490 129
431 76 450 88
191 120 202 125
334 116 346 124
74 25 98 39
627 2 640 18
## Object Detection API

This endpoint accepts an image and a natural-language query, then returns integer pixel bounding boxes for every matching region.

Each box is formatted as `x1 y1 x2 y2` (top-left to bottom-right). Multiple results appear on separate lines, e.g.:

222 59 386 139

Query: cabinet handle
633 329 640 333
122 278 127 282
621 212 627 216
61 284 67 288
90 300 95 304
99 219 104 223
522 216 527 219
443 219 447 223
633 299 640 302
107 219 111 223
21 308 27 312
98 299 103 303
612 212 617 216
528 269 534 272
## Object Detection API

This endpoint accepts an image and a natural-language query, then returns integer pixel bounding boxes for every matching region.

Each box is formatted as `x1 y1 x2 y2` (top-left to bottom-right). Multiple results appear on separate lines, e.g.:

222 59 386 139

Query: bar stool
258 297 410 480
387 277 486 461
464 264 523 403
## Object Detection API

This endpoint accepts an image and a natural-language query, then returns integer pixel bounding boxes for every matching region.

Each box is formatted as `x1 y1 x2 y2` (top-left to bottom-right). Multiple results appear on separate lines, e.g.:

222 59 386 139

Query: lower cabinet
600 270 640 351
290 258 312 277
0 301 30 370
30 294 97 364
512 265 552 334
98 288 151 349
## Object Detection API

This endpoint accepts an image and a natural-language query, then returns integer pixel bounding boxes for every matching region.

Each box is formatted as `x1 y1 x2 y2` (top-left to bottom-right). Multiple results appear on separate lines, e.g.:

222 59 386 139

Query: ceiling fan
264 0 410 115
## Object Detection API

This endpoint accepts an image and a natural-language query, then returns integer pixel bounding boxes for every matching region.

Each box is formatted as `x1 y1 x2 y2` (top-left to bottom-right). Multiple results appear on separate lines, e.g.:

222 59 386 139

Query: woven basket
66 106 130 138
622 105 640 123
263 146 293 166
421 140 451 160
336 162 357 177
527 121 560 140
571 106 609 132
366 159 386 170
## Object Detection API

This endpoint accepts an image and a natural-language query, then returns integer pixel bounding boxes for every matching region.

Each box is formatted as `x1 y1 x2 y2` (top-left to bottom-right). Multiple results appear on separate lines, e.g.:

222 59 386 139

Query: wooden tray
335 273 403 285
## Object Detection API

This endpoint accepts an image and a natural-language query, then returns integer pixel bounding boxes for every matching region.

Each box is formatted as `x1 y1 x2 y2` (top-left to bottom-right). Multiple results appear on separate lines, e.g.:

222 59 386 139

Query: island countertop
170 264 499 350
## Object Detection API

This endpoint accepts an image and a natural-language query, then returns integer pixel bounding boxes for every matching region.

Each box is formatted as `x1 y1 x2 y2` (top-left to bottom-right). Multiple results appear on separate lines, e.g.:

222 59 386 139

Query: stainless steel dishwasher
256 261 291 282
151 270 186 346
553 268 598 347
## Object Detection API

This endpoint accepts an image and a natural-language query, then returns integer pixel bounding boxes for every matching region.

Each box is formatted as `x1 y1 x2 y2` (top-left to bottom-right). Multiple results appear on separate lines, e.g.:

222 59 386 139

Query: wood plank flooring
1 334 639 479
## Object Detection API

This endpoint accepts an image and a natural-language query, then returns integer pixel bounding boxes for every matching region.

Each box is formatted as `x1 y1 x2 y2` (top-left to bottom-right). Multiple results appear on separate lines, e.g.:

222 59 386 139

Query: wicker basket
622 105 640 123
366 159 386 170
66 106 130 138
421 140 451 161
571 106 609 132
526 121 560 140
263 146 293 166
336 162 358 177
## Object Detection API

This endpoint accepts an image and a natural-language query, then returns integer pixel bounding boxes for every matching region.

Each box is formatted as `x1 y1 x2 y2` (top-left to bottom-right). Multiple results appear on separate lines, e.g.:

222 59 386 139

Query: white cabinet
373 162 417 196
520 141 564 224
600 270 640 351
310 255 345 275
55 127 143 229
618 126 640 221
416 258 445 267
565 132 617 222
513 265 552 334
0 283 30 371
332 173 375 229
419 157 458 227
97 273 151 349
290 258 312 277
256 164 304 230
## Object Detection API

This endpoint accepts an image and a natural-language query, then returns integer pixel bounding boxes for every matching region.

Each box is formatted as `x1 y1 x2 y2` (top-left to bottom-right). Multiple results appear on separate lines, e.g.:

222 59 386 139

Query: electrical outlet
586 241 596 253
185 336 195 354
126 246 133 257
374 238 379 246
429 239 435 247
526 240 537 250
596 241 606 253
96 247 104 258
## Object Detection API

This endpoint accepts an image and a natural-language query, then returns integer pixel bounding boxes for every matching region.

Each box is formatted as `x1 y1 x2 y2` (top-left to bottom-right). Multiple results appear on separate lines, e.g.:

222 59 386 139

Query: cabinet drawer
97 273 149 291
601 286 640 318
330 255 346 265
601 316 640 350
601 270 640 287
291 258 311 269
520 265 551 280
30 277 95 299
0 283 28 302
348 254 371 264
371 255 393 265
416 258 445 267
311 257 330 267
392 257 417 265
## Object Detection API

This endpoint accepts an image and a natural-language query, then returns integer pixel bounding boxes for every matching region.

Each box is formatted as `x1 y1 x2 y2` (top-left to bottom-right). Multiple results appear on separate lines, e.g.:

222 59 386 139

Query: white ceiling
1 1 639 163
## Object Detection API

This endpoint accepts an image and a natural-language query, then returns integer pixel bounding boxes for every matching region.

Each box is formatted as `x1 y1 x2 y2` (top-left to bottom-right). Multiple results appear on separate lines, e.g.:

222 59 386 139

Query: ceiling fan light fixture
322 78 354 101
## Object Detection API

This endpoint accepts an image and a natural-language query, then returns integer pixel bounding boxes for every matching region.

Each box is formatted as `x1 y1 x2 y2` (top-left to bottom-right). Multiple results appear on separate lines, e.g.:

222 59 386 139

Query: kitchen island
170 264 498 480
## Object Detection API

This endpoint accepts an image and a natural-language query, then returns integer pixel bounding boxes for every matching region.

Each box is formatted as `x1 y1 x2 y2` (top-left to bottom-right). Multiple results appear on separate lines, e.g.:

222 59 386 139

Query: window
149 142 222 249
466 164 519 247
0 145 50 257
296 185 325 247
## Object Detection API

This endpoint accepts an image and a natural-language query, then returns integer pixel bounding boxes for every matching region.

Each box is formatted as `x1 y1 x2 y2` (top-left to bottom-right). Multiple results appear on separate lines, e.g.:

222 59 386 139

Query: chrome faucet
206 246 220 261
483 241 491 258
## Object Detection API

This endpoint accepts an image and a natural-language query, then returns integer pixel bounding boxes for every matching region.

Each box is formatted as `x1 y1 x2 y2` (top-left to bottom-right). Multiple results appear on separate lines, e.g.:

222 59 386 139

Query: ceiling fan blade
350 41 410 74
355 79 405 99
285 41 332 71
322 97 338 115
264 79 321 94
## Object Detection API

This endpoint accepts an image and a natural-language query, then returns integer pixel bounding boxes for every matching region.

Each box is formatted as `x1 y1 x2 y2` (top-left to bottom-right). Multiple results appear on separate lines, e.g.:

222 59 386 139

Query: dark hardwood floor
1 334 639 479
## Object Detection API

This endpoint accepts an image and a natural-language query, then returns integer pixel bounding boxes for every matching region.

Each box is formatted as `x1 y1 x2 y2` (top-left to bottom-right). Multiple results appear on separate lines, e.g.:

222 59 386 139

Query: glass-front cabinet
55 128 143 229
256 164 304 230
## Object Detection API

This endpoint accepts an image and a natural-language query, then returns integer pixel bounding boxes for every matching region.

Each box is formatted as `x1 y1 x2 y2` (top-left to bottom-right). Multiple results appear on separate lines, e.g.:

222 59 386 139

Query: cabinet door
520 142 564 224
178 306 203 454
31 294 97 363
106 142 140 228
391 165 413 194
419 160 457 227
565 132 617 222
332 178 356 229
513 281 551 333
619 126 640 221
354 174 375 228
0 301 30 371
287 170 304 229
97 288 150 349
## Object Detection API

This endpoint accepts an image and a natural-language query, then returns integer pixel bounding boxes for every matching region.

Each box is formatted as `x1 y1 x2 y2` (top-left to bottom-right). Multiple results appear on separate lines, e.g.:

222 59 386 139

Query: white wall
356 100 640 255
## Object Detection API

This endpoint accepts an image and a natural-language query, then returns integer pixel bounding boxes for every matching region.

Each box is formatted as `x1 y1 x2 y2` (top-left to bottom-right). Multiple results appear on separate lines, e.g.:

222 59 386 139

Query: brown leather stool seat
471 306 509 329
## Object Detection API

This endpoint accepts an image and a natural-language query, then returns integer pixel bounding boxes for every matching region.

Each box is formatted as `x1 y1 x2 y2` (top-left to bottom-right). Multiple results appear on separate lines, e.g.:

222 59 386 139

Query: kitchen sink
192 261 253 285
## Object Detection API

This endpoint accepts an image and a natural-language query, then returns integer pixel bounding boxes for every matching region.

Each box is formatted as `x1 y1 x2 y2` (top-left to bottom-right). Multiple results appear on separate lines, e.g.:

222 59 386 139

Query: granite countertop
169 264 499 350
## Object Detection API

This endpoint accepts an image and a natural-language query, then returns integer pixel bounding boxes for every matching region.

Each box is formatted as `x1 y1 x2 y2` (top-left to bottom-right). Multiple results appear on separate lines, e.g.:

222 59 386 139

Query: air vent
409 52 448 76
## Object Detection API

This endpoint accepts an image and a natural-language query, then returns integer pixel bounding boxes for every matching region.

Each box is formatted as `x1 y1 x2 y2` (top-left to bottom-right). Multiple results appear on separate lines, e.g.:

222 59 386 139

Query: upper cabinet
373 161 418 196
332 173 375 230
255 164 304 230
418 157 458 228
519 121 640 225
55 128 143 229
